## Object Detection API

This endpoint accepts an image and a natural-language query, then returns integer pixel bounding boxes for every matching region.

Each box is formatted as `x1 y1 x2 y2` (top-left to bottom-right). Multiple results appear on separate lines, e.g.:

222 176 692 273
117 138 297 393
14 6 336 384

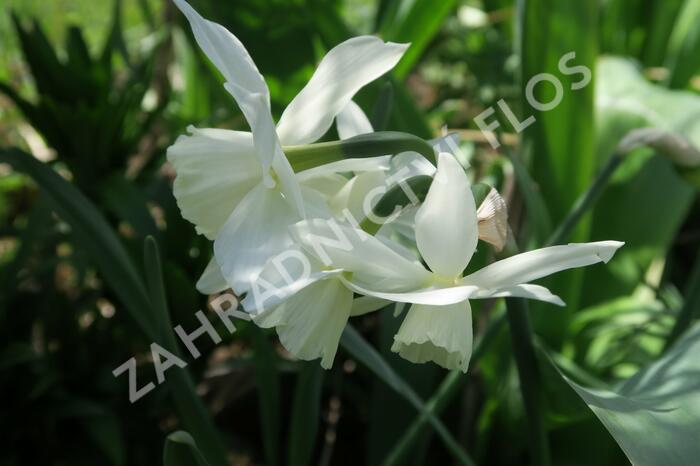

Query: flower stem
284 131 436 172
283 143 345 172
545 152 624 246
506 297 551 466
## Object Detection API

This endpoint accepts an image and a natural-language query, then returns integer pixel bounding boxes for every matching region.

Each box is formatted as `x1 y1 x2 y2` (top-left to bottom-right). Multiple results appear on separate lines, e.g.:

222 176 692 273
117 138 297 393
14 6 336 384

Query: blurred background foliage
1 0 700 465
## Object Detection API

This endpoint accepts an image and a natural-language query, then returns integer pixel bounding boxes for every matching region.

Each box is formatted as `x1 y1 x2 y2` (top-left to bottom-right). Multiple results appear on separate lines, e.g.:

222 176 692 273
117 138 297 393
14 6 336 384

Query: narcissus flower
167 1 624 373
292 153 624 372
168 0 408 294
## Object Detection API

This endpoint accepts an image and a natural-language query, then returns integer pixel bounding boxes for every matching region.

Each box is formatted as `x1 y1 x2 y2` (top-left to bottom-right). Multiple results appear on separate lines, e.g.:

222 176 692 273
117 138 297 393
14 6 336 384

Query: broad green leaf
340 324 475 466
288 362 324 466
562 322 700 466
163 431 211 466
581 58 696 306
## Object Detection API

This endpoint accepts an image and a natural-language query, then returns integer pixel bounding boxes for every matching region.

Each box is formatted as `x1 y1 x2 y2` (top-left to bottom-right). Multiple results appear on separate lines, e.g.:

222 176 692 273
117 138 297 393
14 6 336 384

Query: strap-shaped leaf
340 324 476 466
163 431 211 466
0 147 157 338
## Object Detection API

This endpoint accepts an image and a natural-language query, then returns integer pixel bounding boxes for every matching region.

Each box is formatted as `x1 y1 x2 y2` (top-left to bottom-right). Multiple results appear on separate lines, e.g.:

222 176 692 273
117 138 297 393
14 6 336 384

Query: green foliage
0 5 165 192
563 321 700 466
163 431 211 466
3 1 700 465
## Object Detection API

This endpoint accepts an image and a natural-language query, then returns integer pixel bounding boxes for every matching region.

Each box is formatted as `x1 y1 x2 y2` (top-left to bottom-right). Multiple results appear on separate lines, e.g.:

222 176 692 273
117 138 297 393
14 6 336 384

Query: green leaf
288 362 324 466
378 0 460 78
581 58 697 306
163 431 211 466
560 322 700 466
518 0 598 345
249 327 280 466
81 414 125 466
508 151 553 246
340 325 476 466
0 148 157 338
99 174 159 240
367 309 437 466
641 0 685 67
665 0 700 88
380 311 507 466
370 81 394 132
143 237 230 466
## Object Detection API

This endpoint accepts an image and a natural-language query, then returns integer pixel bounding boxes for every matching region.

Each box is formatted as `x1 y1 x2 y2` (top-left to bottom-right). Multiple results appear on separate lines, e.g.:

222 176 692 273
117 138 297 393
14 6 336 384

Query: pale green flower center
263 167 279 189
432 274 462 286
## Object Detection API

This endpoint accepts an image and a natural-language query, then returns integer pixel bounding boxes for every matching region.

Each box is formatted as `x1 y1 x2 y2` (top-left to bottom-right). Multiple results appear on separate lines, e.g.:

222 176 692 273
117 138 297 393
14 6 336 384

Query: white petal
299 173 348 200
470 284 564 306
291 219 431 290
276 36 409 145
173 0 268 97
389 151 436 178
196 257 229 294
329 170 386 220
392 301 473 373
174 0 273 165
254 280 353 369
166 127 261 239
415 152 478 277
241 246 340 314
462 241 625 289
224 83 279 173
377 205 419 242
271 146 305 216
336 100 374 139
476 188 509 252
214 184 300 294
350 296 392 316
340 276 478 306
174 0 287 181
297 156 391 183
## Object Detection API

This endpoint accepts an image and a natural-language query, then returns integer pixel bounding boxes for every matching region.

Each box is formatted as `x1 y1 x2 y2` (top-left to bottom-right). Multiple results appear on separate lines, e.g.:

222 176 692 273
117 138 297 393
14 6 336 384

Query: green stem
506 298 551 466
665 249 700 349
143 238 230 466
545 153 624 246
284 131 436 172
284 143 345 172
380 312 506 466
546 153 623 246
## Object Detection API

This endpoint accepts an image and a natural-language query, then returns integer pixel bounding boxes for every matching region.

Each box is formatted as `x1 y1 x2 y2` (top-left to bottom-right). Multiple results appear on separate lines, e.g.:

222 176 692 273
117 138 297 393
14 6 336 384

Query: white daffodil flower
291 152 624 372
168 0 408 295
238 244 390 368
